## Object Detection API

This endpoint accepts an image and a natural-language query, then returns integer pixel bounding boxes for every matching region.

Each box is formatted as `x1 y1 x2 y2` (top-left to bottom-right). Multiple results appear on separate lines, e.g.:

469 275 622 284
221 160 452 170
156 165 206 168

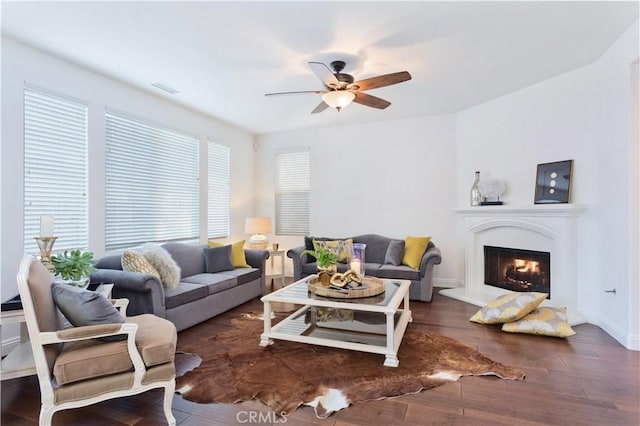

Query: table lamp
245 217 272 249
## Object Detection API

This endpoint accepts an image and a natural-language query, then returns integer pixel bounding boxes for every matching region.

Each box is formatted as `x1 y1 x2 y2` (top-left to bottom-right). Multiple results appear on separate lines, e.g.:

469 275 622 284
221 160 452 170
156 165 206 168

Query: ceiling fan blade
352 71 411 91
308 62 340 87
311 101 329 114
353 92 391 109
265 90 325 96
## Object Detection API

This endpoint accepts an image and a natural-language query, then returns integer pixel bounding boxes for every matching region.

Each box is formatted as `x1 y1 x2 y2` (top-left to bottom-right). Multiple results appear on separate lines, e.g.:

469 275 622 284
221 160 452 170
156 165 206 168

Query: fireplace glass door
484 245 550 296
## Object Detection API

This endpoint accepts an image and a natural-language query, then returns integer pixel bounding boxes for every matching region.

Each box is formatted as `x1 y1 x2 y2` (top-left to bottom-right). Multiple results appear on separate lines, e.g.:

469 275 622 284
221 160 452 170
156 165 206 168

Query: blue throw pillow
204 245 235 273
51 282 126 342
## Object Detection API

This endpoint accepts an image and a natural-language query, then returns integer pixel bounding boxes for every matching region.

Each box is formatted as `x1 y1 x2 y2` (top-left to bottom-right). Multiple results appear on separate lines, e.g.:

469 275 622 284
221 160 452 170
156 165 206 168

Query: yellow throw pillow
208 240 250 268
121 250 161 278
501 306 576 337
470 292 548 324
401 236 431 269
313 239 353 263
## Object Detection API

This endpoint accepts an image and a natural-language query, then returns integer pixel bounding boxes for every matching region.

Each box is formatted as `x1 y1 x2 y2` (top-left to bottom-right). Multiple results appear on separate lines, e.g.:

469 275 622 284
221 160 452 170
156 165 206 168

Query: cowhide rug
176 312 525 418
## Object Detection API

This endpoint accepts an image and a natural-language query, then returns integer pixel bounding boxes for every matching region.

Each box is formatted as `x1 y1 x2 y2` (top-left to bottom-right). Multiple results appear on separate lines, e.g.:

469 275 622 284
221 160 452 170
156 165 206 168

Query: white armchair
16 255 177 426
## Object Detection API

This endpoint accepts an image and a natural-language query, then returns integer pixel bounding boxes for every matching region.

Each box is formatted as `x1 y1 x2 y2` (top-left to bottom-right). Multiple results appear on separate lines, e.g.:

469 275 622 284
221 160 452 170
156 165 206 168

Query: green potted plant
302 245 339 283
51 249 97 288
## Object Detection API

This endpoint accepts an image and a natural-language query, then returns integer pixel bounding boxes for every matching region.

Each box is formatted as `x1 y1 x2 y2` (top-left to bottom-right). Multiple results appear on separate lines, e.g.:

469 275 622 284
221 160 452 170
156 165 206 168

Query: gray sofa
90 242 269 331
287 234 442 302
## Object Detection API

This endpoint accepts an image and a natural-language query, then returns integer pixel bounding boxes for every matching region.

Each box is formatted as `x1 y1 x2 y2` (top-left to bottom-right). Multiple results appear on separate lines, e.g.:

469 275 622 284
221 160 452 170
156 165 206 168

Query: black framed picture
534 160 573 204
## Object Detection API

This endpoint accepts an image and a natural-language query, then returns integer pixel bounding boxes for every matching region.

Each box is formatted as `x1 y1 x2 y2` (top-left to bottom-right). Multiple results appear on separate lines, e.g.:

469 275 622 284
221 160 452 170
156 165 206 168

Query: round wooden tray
307 275 385 299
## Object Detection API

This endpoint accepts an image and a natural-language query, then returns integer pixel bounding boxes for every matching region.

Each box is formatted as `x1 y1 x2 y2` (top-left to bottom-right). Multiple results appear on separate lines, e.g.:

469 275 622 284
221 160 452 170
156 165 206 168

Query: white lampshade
322 90 355 111
245 217 272 249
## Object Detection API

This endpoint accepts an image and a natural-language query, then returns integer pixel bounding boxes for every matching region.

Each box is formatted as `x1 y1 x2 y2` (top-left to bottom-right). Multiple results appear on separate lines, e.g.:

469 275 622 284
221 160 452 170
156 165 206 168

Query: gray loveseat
90 242 268 331
287 234 442 302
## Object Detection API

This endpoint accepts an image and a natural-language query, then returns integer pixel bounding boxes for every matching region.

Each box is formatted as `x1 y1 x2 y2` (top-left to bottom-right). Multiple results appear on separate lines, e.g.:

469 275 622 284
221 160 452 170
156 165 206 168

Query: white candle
350 260 362 276
40 215 54 237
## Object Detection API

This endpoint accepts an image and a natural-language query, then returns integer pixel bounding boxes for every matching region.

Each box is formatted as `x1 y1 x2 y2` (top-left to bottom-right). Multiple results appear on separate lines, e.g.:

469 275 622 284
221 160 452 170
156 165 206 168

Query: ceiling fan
265 60 411 113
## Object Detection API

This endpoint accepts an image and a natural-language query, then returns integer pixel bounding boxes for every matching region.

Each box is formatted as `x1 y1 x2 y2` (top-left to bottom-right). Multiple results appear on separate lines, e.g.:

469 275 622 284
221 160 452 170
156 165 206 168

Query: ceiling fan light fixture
322 90 355 111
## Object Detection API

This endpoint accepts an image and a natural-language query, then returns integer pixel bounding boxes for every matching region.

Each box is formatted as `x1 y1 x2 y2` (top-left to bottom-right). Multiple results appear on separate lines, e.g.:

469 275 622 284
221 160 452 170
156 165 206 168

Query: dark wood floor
2 281 639 425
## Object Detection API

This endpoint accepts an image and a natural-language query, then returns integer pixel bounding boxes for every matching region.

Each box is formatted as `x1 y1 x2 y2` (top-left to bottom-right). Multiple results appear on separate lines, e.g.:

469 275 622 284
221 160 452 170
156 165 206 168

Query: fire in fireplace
484 246 550 296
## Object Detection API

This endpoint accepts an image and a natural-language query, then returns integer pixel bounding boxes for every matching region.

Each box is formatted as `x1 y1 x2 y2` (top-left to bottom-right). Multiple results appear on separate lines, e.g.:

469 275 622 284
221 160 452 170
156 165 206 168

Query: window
275 150 310 235
105 111 199 250
23 87 89 253
208 141 230 238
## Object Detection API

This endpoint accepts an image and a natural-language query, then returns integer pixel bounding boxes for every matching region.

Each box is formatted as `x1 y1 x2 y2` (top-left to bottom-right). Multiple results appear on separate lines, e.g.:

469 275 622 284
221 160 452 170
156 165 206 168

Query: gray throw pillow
51 282 126 342
384 240 405 266
204 245 235 273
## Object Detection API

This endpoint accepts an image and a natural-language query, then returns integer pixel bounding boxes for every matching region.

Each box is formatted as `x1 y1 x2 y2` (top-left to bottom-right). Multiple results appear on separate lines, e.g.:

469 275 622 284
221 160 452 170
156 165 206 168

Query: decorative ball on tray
478 179 506 205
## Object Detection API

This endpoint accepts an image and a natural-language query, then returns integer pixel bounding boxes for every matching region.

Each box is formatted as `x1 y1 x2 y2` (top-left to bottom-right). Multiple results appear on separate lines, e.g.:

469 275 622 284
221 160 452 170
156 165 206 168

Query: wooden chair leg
39 405 56 426
163 379 176 426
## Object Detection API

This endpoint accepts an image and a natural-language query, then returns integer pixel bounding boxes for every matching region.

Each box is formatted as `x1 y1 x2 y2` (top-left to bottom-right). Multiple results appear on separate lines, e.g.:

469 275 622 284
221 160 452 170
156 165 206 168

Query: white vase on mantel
470 171 481 206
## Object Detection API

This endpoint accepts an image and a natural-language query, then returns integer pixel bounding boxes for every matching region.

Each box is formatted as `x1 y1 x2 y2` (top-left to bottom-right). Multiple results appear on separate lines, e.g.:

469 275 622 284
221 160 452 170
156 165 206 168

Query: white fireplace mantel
442 203 586 324
452 203 586 217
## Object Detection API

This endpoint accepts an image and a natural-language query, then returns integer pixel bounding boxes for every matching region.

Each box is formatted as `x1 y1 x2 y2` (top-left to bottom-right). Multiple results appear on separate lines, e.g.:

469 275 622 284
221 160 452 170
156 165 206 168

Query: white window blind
23 87 89 253
275 150 310 235
207 141 230 238
105 111 199 250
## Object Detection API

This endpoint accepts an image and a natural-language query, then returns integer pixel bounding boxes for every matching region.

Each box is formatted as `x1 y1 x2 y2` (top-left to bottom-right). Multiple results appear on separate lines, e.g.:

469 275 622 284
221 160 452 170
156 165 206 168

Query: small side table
1 283 113 381
266 250 286 288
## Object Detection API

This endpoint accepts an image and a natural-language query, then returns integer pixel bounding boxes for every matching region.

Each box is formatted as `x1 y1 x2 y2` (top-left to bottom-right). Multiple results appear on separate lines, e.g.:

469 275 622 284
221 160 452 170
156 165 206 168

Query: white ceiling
2 1 638 135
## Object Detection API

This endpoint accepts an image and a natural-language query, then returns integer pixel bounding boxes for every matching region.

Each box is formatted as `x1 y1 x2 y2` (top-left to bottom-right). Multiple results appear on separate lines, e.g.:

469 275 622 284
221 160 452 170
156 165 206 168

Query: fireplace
444 204 586 325
484 246 550 296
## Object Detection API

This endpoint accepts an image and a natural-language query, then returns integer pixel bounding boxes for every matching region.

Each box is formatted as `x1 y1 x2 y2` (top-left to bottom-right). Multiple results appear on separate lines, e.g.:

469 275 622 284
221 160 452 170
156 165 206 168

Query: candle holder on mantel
34 236 57 272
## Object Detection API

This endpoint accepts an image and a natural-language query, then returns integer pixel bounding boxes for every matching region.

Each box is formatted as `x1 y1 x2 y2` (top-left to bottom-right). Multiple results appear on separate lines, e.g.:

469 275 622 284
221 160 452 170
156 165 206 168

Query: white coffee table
260 276 411 367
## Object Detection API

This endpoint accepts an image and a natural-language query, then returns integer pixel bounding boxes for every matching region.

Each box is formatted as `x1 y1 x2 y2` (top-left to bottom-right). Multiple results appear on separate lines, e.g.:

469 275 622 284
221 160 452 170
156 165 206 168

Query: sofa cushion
303 236 343 261
376 265 421 281
363 263 382 276
52 282 126 342
121 251 161 279
94 254 123 270
140 243 181 289
208 240 251 268
384 240 405 266
312 239 353 263
352 234 392 264
204 245 234 273
217 268 262 285
304 236 343 251
402 236 431 269
163 282 209 309
181 273 237 295
53 314 176 385
161 243 206 278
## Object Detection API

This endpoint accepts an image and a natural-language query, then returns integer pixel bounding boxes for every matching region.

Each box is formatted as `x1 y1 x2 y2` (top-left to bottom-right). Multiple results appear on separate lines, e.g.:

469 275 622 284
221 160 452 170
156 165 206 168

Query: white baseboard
433 278 463 288
596 314 640 351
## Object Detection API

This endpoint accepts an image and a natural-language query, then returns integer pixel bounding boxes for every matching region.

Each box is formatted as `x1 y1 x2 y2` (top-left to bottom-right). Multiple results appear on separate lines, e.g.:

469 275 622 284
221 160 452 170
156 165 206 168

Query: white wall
1 38 256 343
456 21 639 349
254 23 639 353
591 22 640 349
255 114 460 283
631 59 639 348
